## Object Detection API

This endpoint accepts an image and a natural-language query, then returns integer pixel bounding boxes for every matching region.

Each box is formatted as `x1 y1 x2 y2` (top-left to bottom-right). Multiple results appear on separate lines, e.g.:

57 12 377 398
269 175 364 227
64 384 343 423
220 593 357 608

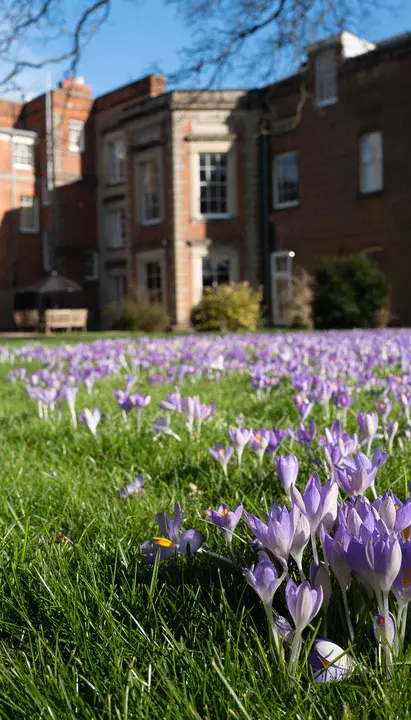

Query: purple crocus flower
321 527 351 591
288 420 316 445
229 427 251 467
275 455 299 497
158 391 182 413
291 473 338 535
373 613 396 644
335 452 378 496
347 533 401 596
285 579 323 633
357 412 378 442
292 394 314 422
245 551 284 609
376 399 391 420
393 541 411 609
248 429 270 465
206 503 243 543
310 640 355 683
373 492 411 535
120 474 145 499
266 427 287 457
140 502 203 564
208 443 234 477
130 393 151 410
244 504 295 569
333 391 353 410
113 390 133 414
79 407 101 437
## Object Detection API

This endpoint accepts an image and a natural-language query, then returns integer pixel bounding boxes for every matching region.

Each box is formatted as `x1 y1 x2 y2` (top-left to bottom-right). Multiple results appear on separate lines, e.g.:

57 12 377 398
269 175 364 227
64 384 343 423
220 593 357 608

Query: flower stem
342 587 354 643
288 630 302 678
400 604 408 648
383 591 393 677
310 533 319 565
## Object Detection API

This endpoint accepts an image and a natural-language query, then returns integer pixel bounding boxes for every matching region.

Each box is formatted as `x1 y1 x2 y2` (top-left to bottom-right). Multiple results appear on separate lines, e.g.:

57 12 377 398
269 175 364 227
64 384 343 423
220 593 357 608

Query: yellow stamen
321 659 330 667
218 449 225 456
255 433 261 443
153 537 174 548
221 508 229 517
404 575 410 589
404 526 410 541
395 505 400 511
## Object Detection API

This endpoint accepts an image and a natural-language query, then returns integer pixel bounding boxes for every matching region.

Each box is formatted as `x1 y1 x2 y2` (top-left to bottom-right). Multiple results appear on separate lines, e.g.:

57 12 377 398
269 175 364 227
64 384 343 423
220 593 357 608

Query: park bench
45 309 88 334
14 310 40 331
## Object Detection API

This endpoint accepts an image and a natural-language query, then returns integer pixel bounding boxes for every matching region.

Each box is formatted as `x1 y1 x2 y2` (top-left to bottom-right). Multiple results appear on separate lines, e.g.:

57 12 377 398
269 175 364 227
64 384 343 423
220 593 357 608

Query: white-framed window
140 159 161 224
42 230 52 271
19 195 39 233
199 152 228 216
84 251 99 281
107 208 126 249
271 251 293 325
107 138 125 184
202 255 230 288
315 49 338 107
274 153 299 209
13 140 34 169
360 132 383 194
69 119 85 153
109 274 128 303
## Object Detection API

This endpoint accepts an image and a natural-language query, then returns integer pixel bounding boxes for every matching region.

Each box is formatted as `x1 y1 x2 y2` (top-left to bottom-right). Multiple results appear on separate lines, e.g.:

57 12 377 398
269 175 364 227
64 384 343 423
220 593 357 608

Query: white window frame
140 158 161 225
273 152 299 209
106 207 126 249
137 249 167 306
84 251 99 281
13 137 34 170
107 136 125 184
108 272 128 303
198 152 228 218
315 49 338 107
189 140 237 221
191 243 239 306
360 132 383 194
69 119 85 153
19 195 39 233
271 251 293 326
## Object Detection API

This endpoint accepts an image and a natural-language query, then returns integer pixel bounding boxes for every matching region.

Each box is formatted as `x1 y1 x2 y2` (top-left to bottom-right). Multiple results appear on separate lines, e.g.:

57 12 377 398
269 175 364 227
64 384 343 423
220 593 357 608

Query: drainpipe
260 119 272 324
9 140 18 328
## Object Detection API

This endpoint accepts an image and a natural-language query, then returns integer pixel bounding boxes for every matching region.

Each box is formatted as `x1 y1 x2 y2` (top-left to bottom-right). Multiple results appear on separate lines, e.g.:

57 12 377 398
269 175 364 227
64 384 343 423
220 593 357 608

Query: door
270 251 293 325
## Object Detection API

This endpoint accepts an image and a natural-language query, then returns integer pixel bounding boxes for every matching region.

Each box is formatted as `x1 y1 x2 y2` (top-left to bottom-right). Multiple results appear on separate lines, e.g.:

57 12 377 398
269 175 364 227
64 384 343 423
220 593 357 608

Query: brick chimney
58 77 93 96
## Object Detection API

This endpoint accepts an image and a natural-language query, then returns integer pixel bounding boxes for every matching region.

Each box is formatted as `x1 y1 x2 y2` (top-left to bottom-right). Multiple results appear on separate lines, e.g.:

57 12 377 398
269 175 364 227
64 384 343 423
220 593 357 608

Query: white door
270 251 293 325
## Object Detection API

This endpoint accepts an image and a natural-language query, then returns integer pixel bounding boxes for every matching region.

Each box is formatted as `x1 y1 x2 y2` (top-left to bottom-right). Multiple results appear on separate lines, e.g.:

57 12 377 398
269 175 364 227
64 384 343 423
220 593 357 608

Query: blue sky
13 0 411 99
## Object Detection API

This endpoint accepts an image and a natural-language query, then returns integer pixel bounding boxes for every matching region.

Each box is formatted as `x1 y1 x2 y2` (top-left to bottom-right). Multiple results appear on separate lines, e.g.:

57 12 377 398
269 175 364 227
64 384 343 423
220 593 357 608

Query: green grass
0 345 409 719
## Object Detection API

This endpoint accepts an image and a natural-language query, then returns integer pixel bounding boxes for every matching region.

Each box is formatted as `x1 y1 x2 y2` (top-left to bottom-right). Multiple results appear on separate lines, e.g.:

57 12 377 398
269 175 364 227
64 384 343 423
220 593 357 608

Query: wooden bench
45 309 88 334
14 310 40 331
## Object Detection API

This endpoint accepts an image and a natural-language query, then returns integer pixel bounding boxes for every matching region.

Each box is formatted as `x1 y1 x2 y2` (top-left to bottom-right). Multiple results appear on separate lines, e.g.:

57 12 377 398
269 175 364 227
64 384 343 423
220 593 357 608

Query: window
140 159 161 223
109 274 128 302
19 195 39 233
107 208 126 249
107 139 125 183
360 132 383 194
199 153 228 216
13 141 34 169
202 256 230 288
315 50 338 107
69 119 85 152
84 251 99 281
274 153 299 209
144 261 163 303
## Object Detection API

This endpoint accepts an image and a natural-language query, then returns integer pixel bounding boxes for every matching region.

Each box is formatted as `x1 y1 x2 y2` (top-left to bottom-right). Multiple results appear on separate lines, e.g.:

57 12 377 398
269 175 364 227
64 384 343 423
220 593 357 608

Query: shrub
107 287 170 333
313 254 388 329
191 282 263 332
286 268 314 329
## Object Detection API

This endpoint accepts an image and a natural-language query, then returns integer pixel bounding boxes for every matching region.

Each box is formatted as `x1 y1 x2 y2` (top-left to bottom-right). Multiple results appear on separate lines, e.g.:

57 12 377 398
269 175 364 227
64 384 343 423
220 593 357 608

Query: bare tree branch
165 0 397 88
0 0 112 93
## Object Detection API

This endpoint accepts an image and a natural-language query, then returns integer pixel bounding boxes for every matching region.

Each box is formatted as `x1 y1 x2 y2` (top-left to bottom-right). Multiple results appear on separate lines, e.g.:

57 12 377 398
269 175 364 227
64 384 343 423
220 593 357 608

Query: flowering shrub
191 282 263 331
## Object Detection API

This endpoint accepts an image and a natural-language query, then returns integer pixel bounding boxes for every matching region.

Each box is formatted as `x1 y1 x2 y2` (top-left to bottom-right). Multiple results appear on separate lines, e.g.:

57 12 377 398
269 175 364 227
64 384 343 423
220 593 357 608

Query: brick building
264 31 411 325
0 29 410 329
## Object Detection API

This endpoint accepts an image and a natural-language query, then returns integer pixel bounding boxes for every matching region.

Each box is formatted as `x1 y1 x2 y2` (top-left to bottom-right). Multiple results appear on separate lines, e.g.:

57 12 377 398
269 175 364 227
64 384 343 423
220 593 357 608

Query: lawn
0 330 410 719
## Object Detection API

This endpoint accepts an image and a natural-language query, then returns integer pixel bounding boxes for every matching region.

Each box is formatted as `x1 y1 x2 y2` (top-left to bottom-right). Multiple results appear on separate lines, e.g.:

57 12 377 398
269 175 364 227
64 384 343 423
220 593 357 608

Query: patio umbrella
21 271 82 294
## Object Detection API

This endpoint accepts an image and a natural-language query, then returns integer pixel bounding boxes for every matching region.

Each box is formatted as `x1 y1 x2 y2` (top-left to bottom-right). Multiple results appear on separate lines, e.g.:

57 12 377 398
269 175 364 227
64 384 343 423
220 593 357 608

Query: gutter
260 120 272 324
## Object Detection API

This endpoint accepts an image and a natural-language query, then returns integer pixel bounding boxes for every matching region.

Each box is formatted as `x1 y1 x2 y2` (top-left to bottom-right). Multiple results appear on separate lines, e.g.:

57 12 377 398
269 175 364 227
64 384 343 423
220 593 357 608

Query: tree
166 0 393 87
0 0 112 93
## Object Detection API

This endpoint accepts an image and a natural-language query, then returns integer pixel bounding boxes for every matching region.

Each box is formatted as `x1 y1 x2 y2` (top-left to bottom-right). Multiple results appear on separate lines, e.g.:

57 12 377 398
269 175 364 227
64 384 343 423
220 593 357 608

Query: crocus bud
245 551 283 609
373 613 396 645
275 455 299 496
285 579 323 633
